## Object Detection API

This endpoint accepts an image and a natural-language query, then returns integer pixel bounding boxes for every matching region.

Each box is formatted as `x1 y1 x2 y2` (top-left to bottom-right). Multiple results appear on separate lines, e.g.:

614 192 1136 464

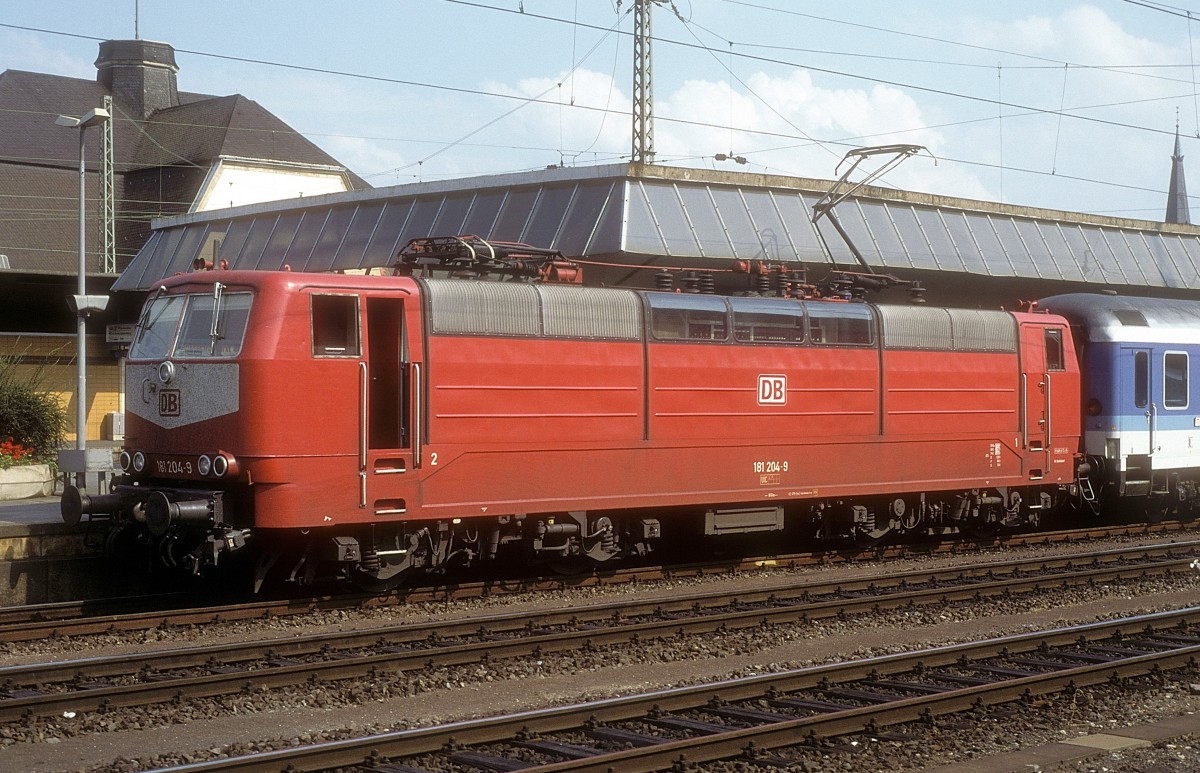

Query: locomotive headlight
119 450 132 472
157 361 176 385
1086 398 1103 417
212 453 240 478
132 451 146 472
197 455 212 476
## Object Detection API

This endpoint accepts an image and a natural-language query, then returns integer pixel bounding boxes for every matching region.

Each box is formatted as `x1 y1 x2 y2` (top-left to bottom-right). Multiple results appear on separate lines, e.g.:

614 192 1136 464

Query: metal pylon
101 95 116 273
632 0 665 165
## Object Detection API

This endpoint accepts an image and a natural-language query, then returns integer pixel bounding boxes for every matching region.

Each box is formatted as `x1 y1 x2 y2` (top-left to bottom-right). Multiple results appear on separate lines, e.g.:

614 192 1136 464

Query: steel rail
1 541 1196 724
0 520 1190 643
145 607 1200 773
0 592 190 627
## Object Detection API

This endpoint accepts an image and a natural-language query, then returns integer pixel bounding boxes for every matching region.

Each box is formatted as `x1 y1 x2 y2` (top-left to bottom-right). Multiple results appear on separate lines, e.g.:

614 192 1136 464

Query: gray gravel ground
3 529 1199 772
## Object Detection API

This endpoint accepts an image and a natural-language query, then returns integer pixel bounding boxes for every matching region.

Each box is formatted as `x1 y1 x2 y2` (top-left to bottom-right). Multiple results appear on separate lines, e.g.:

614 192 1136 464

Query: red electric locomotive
64 236 1084 589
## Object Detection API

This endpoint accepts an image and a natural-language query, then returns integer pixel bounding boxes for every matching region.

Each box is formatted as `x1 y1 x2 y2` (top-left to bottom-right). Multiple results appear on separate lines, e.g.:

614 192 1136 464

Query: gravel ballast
2 530 1199 772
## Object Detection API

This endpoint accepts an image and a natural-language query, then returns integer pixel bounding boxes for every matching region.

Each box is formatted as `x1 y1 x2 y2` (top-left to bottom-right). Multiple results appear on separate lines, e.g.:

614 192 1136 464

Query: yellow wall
0 334 123 446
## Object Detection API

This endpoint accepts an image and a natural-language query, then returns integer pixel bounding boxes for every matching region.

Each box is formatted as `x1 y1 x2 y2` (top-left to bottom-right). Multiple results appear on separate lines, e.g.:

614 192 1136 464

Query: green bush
0 351 67 465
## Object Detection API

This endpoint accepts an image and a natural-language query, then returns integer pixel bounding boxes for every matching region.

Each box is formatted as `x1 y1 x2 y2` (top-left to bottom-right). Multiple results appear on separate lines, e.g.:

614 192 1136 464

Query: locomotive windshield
130 291 253 359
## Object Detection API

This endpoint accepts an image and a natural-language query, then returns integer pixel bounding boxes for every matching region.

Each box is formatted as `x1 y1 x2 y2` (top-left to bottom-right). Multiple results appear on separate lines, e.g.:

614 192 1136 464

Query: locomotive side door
1019 323 1067 478
361 296 417 514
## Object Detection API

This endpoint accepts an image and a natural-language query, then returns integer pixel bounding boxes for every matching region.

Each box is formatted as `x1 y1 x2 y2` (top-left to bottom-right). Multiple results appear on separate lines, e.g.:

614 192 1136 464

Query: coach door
1019 323 1067 478
1126 347 1155 457
361 297 417 514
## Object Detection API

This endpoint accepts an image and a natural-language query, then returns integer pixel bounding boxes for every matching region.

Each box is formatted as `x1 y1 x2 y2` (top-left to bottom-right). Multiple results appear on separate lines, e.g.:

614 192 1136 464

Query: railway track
147 606 1200 773
1 539 1196 727
0 520 1189 643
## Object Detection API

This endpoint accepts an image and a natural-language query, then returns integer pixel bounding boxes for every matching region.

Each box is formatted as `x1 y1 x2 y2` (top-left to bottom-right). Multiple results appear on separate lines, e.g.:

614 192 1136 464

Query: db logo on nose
159 389 181 417
757 374 787 405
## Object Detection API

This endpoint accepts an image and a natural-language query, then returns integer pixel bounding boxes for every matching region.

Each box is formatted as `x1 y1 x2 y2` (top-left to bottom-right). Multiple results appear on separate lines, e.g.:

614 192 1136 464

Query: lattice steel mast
632 0 666 165
100 95 116 273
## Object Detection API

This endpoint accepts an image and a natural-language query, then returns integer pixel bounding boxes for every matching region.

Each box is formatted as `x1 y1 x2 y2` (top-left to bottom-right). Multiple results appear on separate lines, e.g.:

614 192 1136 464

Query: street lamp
55 107 110 488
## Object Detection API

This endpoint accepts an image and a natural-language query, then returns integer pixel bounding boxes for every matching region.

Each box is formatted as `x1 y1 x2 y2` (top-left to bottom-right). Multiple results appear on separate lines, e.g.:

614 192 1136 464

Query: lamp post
55 107 110 484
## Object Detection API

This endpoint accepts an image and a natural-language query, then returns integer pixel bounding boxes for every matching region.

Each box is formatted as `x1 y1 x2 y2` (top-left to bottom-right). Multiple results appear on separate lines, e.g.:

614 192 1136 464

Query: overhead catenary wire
0 15 1190 155
2 5 1198 213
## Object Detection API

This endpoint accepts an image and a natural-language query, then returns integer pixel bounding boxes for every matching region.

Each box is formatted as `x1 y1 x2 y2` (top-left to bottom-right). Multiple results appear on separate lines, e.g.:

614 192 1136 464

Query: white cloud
483 68 632 167
461 63 997 202
650 68 978 199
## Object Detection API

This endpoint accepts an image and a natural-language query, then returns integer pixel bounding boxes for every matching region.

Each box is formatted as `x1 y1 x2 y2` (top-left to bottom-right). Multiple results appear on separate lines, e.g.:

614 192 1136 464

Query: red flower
0 437 34 465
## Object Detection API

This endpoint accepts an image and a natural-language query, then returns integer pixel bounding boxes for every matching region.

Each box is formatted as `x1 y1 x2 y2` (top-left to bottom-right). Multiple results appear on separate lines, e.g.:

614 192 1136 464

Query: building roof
127 93 364 173
0 56 366 275
1167 125 1191 225
113 162 1200 300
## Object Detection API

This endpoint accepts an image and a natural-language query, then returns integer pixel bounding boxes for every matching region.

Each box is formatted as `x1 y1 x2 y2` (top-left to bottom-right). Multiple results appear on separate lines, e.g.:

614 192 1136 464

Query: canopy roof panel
113 163 1200 293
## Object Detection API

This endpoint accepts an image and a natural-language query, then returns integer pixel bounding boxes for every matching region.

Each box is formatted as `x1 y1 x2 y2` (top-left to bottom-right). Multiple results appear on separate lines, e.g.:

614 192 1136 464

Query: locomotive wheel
892 498 920 532
1143 500 1166 524
104 524 147 574
545 555 595 577
962 521 1000 538
350 568 415 593
851 526 894 549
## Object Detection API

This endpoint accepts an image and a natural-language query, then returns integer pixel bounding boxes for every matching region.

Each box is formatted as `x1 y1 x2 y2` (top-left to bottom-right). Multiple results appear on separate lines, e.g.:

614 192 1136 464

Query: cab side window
312 294 361 357
1044 328 1065 372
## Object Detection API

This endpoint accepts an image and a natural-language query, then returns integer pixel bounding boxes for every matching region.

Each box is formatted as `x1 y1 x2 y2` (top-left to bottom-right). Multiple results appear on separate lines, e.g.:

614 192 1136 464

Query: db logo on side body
757 374 787 406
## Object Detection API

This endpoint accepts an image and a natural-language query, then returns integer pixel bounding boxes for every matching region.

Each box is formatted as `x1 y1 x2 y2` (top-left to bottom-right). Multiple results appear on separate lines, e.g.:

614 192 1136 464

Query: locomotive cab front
63 269 428 585
62 274 270 575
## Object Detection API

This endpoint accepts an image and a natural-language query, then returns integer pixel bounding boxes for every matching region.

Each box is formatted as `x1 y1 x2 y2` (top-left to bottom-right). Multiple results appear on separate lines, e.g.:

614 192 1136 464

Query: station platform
0 495 63 527
0 494 115 606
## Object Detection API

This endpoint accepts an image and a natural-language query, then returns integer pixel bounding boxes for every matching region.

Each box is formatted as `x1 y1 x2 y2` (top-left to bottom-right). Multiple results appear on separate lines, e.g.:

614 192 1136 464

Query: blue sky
4 1 1200 220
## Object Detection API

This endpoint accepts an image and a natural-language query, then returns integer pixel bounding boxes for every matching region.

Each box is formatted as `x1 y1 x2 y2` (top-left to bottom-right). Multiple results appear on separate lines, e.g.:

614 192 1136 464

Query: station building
0 39 365 444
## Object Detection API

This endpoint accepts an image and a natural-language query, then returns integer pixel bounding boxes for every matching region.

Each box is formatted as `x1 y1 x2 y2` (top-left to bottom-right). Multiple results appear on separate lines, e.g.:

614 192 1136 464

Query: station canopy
113 162 1200 294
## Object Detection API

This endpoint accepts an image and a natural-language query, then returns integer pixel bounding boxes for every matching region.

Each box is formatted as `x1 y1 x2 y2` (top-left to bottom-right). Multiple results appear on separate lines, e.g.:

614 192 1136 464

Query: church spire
1167 117 1191 225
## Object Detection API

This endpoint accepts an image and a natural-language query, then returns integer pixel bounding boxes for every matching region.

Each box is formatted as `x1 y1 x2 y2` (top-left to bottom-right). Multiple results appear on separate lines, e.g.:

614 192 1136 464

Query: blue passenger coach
1041 293 1200 516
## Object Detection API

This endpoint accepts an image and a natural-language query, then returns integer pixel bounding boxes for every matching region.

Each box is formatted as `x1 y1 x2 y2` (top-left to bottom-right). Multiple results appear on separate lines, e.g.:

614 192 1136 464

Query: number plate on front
152 454 197 477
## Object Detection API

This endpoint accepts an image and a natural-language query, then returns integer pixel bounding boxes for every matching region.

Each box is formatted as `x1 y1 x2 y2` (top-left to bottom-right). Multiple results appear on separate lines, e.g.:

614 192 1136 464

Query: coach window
1134 351 1149 408
730 297 805 343
312 294 361 357
805 303 875 345
1165 352 1189 408
647 293 729 342
1044 328 1065 371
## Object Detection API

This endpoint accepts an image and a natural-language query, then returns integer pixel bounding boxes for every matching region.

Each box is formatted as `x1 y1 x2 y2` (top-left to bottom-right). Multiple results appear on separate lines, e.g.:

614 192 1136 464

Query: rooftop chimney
95 39 180 119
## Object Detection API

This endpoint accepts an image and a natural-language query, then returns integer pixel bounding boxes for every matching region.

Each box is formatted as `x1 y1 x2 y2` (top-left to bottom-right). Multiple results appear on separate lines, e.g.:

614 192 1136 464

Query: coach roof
1039 293 1200 345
